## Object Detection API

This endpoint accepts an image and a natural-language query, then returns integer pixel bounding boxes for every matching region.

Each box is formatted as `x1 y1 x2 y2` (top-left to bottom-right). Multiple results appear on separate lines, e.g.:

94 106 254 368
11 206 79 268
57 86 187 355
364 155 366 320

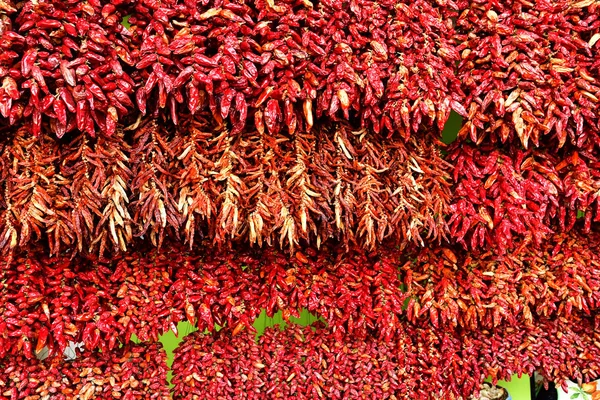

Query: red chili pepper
264 99 280 135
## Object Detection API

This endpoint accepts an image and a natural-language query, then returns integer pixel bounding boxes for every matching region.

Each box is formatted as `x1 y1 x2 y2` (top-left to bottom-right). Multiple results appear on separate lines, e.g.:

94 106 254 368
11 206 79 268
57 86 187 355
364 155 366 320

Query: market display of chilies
0 0 600 397
2 315 599 399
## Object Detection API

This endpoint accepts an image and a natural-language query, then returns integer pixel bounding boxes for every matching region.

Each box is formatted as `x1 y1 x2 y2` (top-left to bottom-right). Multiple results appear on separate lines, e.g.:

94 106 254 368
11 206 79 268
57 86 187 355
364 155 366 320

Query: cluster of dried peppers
0 119 451 255
172 317 600 399
0 0 135 137
2 230 599 364
401 231 600 330
0 240 403 357
456 0 600 149
0 0 464 137
448 142 600 253
0 342 170 399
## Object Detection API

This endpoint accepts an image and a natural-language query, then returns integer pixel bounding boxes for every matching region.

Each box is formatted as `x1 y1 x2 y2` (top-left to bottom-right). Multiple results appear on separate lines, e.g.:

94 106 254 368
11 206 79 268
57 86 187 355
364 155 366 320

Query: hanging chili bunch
0 126 64 255
0 126 134 256
448 141 600 253
0 0 137 137
0 246 186 359
0 342 170 399
171 328 264 399
0 0 17 124
251 243 408 341
400 230 600 331
0 250 125 360
455 0 600 149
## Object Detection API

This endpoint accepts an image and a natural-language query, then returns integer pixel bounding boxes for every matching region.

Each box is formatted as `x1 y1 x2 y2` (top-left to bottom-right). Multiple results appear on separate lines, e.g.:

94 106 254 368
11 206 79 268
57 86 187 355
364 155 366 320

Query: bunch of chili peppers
401 231 600 330
0 0 135 137
0 0 466 137
455 0 600 149
0 342 170 399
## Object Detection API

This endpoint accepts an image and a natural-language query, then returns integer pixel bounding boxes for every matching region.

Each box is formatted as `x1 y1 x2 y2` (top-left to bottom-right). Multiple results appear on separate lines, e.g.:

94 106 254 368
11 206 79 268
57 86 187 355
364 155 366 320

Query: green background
154 111 531 399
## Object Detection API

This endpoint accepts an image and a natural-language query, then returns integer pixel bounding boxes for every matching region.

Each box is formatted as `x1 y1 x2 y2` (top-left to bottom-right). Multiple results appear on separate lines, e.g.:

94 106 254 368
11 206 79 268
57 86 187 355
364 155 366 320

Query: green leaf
572 393 581 399
121 15 131 29
441 111 463 144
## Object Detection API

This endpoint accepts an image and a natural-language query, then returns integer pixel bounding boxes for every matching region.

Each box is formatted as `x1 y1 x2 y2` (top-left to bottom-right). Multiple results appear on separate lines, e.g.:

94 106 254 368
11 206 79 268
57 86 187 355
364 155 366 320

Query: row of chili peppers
171 316 600 399
1 313 597 399
0 0 598 146
0 0 461 137
0 118 451 255
1 118 600 255
2 229 599 359
0 342 170 399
